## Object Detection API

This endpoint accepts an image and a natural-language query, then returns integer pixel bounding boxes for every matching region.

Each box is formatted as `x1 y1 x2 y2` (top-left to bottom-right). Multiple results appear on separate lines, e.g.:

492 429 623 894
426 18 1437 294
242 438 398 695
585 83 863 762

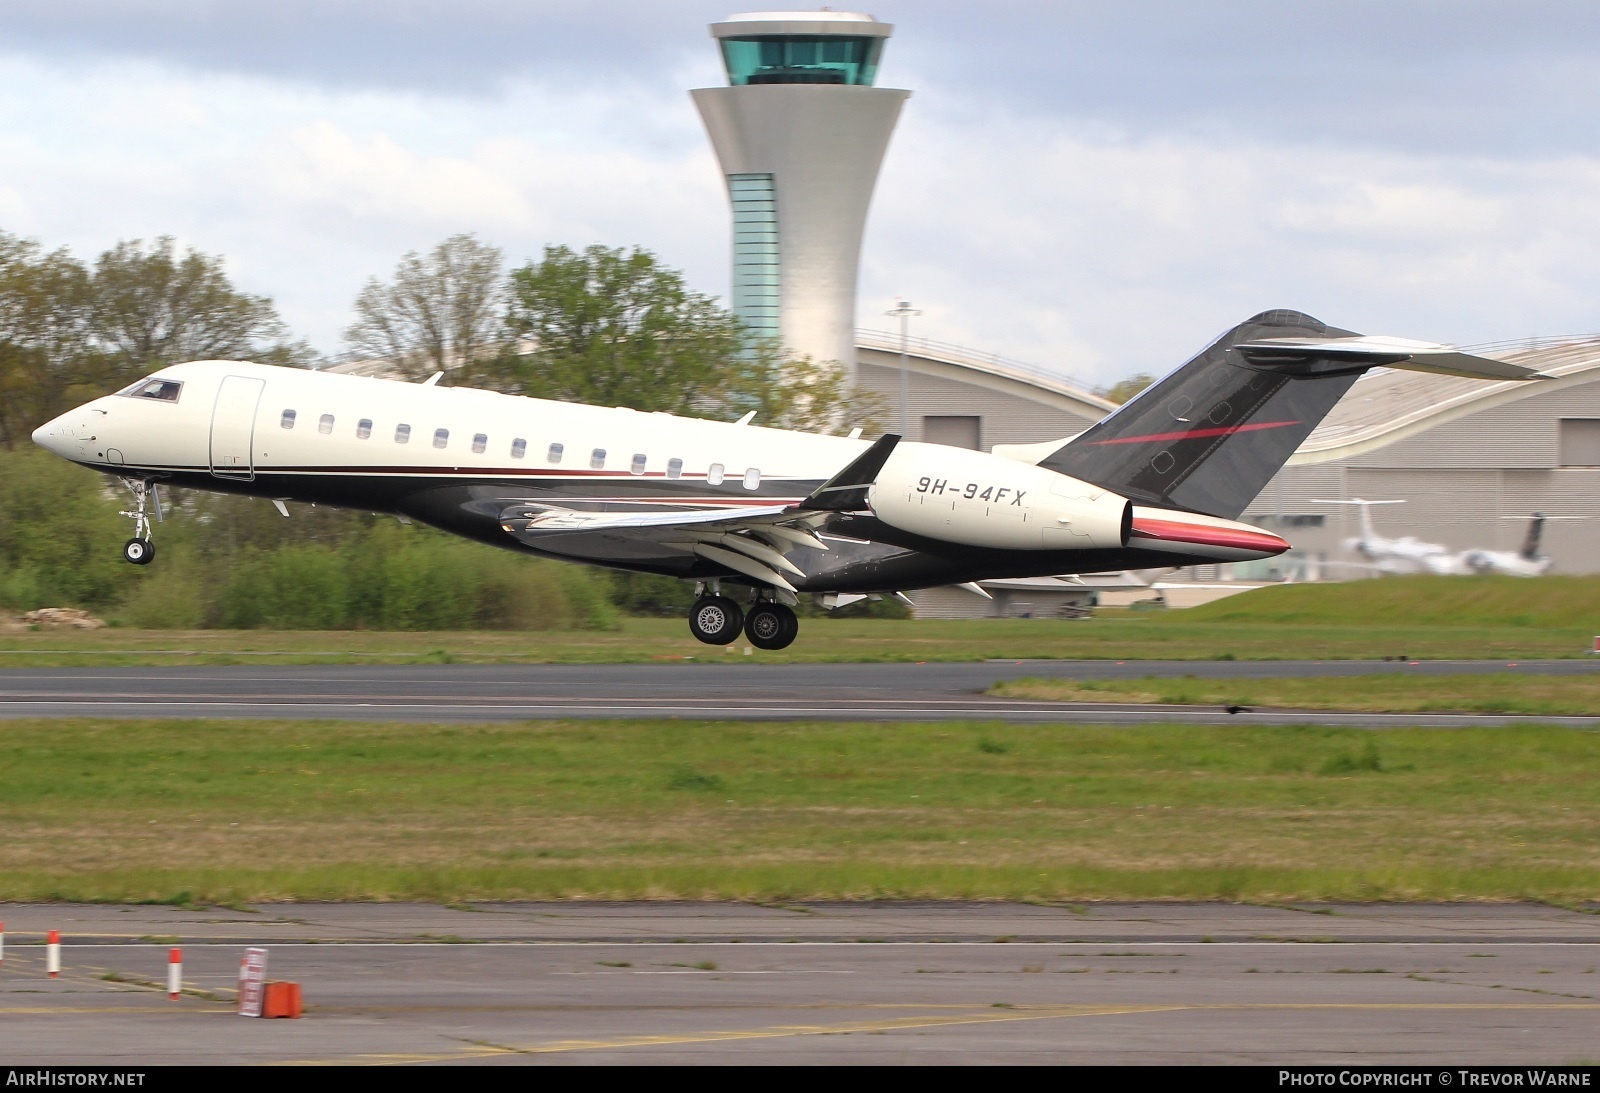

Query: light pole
885 299 921 436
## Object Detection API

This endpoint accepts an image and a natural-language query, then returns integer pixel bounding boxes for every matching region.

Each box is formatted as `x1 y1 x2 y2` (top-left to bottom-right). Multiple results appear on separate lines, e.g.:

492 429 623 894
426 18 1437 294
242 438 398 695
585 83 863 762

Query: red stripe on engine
1086 420 1303 445
1130 517 1289 553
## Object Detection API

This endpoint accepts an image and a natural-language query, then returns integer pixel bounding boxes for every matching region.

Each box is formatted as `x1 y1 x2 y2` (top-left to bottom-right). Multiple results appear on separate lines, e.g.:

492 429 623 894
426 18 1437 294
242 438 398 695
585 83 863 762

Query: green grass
6 575 1600 664
1185 574 1600 629
1 717 1596 904
992 673 1600 716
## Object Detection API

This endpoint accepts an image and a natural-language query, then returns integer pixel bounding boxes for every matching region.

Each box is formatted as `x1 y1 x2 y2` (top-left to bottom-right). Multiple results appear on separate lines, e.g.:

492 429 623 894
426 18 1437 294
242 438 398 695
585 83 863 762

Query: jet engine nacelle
868 442 1130 551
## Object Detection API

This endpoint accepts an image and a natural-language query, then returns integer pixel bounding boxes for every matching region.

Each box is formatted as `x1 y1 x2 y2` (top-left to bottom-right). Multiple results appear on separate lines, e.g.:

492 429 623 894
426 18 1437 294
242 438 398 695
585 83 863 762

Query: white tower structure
692 11 908 382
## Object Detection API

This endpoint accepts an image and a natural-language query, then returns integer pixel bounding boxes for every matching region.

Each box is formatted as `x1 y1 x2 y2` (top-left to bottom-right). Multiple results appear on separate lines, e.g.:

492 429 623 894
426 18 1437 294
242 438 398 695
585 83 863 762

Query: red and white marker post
1 920 6 972
167 947 182 1000
46 929 60 978
237 947 267 1017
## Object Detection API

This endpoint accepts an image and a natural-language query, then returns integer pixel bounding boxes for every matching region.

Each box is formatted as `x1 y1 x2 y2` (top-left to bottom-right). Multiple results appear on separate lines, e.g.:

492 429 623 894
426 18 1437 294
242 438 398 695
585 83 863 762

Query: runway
0 660 1596 725
1 902 1596 1065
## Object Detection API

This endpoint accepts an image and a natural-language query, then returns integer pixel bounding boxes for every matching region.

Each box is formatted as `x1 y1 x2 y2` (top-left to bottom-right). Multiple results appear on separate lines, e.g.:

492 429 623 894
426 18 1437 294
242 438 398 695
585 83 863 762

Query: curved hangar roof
1287 335 1600 466
854 328 1115 423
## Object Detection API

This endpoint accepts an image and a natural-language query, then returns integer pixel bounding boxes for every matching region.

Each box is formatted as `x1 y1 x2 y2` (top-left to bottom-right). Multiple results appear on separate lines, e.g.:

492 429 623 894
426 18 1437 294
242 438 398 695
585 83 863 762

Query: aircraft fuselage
31 360 1288 595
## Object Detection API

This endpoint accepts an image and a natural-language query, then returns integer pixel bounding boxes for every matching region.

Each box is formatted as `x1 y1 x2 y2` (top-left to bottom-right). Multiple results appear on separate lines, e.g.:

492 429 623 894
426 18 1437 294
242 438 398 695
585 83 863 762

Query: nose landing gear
118 477 160 565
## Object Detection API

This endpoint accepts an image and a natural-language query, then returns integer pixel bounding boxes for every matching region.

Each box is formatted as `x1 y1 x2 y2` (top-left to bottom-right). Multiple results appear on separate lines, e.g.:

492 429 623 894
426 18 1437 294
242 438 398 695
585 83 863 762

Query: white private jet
31 309 1538 648
1458 513 1590 577
1312 498 1463 575
1318 500 1581 577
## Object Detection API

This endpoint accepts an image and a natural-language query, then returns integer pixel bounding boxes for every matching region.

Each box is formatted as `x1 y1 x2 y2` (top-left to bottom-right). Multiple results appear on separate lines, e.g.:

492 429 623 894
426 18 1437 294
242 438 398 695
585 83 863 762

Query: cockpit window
117 378 183 402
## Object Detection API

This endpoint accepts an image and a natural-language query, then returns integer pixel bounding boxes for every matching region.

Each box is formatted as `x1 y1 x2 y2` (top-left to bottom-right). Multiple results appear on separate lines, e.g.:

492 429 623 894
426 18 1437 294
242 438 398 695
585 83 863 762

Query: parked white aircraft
1312 498 1464 575
1457 513 1592 577
1316 500 1579 578
31 310 1537 647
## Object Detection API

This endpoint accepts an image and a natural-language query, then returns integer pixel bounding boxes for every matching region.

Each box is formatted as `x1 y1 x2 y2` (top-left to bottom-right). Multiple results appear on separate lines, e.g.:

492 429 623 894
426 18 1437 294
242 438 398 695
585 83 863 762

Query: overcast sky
2 1 1598 387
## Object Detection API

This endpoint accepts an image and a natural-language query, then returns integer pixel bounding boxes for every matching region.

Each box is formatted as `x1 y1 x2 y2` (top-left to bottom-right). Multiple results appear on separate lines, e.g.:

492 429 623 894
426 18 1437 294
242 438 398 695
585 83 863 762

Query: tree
484 244 745 415
89 236 293 369
1098 372 1154 405
0 230 304 448
0 231 98 448
734 343 888 436
344 234 507 381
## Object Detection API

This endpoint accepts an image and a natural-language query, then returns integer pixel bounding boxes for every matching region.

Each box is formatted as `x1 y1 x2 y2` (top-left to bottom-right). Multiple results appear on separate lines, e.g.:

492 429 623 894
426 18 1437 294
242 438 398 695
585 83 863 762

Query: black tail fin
1520 513 1546 561
1039 310 1365 519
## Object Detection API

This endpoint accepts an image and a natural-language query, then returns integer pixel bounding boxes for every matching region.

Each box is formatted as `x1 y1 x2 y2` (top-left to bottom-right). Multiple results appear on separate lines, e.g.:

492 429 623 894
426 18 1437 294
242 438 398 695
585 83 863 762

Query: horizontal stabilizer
1237 336 1541 381
797 433 901 512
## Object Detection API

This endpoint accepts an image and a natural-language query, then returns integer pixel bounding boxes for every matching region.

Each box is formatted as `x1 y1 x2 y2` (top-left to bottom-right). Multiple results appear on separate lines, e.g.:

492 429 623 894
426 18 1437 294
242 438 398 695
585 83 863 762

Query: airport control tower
692 11 908 381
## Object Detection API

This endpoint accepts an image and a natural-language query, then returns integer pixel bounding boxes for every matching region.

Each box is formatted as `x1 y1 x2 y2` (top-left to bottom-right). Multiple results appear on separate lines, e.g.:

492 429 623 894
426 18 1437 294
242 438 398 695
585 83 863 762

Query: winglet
796 434 901 512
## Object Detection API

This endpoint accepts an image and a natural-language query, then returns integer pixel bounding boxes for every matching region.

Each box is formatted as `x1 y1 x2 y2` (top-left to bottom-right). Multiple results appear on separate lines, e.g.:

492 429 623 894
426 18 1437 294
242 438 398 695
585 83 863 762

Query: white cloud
4 43 1600 390
0 55 729 354
859 104 1600 383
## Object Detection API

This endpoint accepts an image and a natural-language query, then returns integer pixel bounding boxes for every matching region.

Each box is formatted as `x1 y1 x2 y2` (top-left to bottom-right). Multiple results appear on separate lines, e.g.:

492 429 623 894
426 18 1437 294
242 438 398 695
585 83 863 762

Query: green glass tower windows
728 173 779 344
720 36 883 86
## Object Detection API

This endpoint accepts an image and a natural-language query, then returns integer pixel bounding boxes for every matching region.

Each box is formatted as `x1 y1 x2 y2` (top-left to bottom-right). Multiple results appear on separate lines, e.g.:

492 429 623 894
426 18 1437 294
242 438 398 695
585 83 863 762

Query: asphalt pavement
0 660 1596 726
1 902 1596 1065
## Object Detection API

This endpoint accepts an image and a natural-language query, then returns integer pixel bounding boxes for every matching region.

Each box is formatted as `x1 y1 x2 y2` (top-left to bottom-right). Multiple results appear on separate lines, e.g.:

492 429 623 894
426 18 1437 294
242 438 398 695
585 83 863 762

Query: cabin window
743 467 761 490
708 462 725 485
433 428 449 449
118 378 183 402
511 438 527 459
472 433 487 454
630 453 647 475
280 409 297 429
395 423 411 444
356 419 372 440
547 442 563 463
667 457 683 479
590 448 607 470
318 414 334 435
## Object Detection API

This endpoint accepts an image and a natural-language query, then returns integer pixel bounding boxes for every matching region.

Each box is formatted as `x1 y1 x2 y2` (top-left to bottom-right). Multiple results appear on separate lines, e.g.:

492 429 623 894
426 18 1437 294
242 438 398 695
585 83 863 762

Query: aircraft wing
505 504 795 534
498 503 830 595
493 436 903 594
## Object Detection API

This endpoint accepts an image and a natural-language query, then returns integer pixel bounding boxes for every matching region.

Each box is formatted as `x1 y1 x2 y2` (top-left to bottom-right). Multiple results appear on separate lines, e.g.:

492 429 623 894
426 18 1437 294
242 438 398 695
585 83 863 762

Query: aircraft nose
31 415 70 456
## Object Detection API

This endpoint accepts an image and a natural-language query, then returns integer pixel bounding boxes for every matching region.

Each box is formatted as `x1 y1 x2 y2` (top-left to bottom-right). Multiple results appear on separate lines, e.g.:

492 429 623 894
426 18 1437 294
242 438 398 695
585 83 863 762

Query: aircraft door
210 375 265 480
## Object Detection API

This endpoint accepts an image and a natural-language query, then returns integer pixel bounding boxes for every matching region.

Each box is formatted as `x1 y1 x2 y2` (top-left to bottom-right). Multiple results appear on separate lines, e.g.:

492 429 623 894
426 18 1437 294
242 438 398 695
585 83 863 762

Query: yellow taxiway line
280 1000 1600 1066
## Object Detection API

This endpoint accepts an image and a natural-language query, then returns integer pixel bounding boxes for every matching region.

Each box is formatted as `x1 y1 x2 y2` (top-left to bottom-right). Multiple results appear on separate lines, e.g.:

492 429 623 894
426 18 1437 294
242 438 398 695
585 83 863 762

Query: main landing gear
118 477 160 565
688 586 800 651
689 595 743 645
743 602 798 651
